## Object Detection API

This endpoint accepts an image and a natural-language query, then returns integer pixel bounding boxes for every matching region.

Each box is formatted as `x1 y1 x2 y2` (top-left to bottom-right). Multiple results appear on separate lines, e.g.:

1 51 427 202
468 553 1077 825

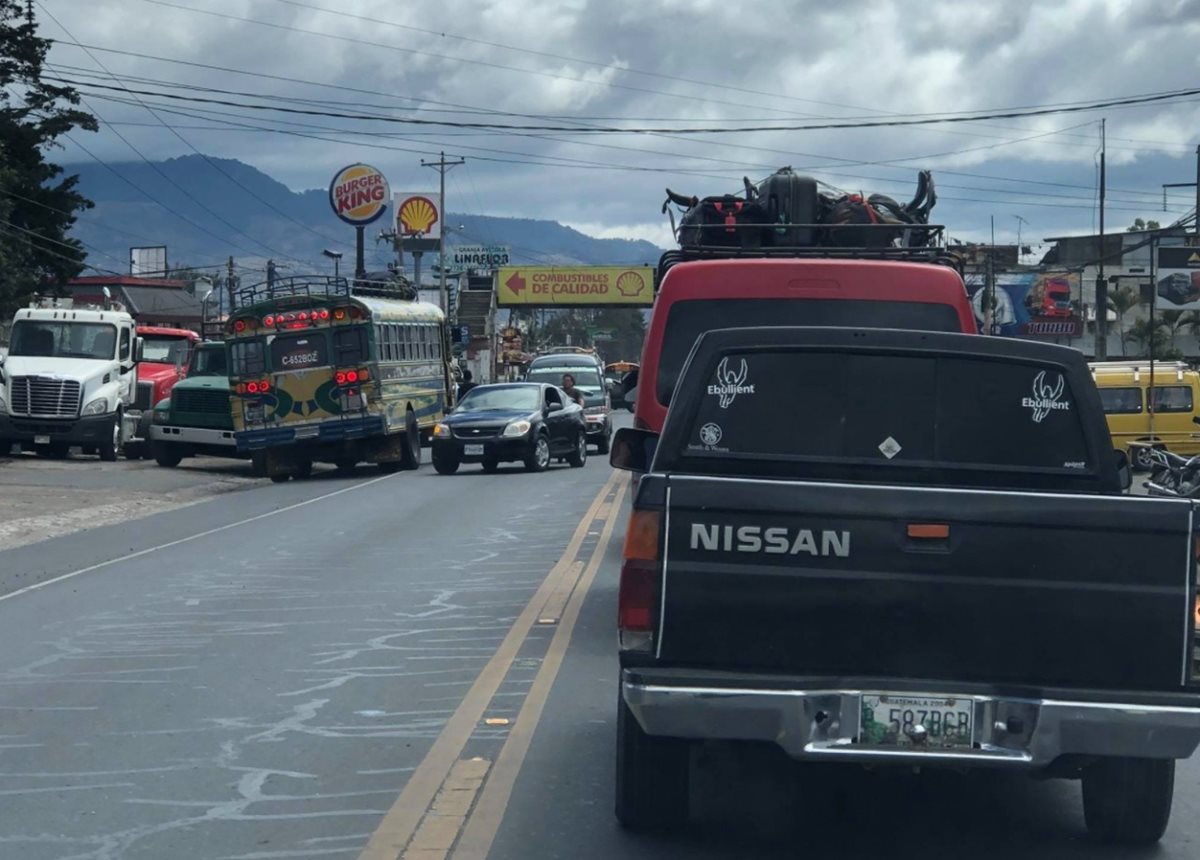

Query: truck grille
173 388 229 415
135 381 155 411
10 376 81 418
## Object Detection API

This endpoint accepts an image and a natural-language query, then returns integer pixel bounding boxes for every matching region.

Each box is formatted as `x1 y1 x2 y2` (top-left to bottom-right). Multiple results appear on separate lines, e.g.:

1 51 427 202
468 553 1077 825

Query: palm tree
1160 309 1186 350
1109 286 1139 356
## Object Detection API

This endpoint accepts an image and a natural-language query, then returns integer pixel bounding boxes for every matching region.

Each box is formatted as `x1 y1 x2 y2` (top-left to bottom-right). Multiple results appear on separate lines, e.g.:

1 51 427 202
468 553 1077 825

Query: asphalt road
0 438 1198 859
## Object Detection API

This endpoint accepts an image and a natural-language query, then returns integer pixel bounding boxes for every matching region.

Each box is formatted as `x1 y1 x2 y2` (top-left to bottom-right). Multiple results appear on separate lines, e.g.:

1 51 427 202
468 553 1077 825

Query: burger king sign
329 163 390 226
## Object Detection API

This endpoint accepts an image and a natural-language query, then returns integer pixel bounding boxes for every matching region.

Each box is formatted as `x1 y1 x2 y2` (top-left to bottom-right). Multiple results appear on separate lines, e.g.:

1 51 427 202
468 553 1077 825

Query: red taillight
358 368 369 381
233 320 246 333
618 510 661 651
246 381 259 394
346 369 359 383
264 315 275 326
299 311 309 321
318 309 330 321
335 371 347 385
259 380 270 394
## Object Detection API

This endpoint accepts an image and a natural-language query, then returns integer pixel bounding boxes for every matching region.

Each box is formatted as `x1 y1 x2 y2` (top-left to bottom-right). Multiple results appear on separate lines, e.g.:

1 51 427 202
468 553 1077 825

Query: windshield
189 346 227 377
455 386 540 412
658 299 962 404
9 321 118 359
141 336 192 364
526 366 603 392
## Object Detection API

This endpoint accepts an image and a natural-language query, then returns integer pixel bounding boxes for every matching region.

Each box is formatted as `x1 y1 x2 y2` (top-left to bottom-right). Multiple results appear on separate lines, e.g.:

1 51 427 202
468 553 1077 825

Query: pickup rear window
677 348 1092 477
656 299 962 405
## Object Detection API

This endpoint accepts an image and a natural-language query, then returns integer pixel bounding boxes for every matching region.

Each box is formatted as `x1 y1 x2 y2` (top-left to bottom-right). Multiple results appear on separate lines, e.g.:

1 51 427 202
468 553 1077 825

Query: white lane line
0 475 397 605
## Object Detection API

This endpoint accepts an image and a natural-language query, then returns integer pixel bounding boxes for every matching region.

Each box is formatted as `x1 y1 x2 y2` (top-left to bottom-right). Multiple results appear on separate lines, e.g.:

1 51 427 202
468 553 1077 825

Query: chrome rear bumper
623 676 1200 767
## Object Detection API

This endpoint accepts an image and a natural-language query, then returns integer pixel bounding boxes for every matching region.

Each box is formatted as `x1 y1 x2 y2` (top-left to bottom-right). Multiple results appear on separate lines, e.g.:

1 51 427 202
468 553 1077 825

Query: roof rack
1089 360 1191 371
656 234 959 288
233 274 416 310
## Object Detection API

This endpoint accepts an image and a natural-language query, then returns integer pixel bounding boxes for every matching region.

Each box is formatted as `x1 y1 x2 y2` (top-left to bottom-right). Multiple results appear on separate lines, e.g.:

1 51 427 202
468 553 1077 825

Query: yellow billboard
497 266 654 306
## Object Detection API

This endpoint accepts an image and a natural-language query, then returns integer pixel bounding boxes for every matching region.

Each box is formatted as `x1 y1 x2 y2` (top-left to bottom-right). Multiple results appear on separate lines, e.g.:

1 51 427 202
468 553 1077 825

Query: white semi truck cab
0 298 143 460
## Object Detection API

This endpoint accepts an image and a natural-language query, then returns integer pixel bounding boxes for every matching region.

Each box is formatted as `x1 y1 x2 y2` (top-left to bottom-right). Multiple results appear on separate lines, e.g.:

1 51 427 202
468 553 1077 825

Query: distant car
525 353 613 453
430 382 588 474
1157 272 1200 306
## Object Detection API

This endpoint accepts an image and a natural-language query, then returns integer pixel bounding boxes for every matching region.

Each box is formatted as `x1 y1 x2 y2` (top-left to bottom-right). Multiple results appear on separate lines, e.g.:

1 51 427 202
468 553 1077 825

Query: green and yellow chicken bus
225 277 453 482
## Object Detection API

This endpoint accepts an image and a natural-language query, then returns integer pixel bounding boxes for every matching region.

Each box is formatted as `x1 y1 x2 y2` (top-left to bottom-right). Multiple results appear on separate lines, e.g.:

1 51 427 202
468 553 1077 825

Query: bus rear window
271 333 328 371
656 299 963 404
678 349 1090 475
230 340 265 376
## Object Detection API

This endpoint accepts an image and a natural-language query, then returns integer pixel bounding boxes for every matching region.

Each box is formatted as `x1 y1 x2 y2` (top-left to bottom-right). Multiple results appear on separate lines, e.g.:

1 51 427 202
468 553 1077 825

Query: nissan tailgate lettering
688 523 850 557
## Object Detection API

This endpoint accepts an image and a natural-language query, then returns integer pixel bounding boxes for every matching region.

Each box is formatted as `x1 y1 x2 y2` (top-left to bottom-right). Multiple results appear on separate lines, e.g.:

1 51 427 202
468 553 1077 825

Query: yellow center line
356 469 622 860
450 477 630 860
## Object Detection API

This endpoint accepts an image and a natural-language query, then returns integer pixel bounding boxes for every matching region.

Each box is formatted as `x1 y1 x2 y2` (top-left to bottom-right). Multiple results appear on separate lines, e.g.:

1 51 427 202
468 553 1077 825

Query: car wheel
567 431 587 468
99 411 121 462
615 690 689 831
596 428 611 455
152 442 184 468
400 408 421 471
1082 757 1174 845
432 447 460 475
481 455 499 473
524 433 551 473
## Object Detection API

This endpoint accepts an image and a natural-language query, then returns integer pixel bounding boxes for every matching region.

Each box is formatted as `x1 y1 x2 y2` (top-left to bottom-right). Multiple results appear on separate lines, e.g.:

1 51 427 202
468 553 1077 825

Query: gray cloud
38 0 1200 245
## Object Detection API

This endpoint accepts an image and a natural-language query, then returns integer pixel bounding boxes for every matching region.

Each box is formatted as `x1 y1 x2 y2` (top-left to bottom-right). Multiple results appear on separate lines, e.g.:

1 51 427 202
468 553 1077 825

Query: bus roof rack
234 274 417 309
655 235 960 288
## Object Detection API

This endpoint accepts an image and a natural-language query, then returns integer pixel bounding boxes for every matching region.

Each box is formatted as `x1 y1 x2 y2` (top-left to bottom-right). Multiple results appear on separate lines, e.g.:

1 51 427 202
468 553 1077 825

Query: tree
1129 317 1183 360
1109 286 1139 356
0 1 97 317
1160 309 1187 350
1127 217 1162 232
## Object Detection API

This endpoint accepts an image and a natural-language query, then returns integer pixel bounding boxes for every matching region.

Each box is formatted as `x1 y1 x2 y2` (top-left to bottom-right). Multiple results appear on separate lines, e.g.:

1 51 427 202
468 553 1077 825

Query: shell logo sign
394 192 442 239
329 163 390 226
496 266 654 306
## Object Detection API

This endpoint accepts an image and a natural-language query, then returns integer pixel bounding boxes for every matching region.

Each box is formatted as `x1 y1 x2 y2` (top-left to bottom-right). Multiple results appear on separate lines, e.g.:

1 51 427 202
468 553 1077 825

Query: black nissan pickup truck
609 326 1200 845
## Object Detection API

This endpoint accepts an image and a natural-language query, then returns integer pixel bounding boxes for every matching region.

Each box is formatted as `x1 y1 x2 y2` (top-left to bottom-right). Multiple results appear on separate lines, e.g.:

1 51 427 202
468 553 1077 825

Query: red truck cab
1042 277 1074 318
630 257 976 434
124 326 201 458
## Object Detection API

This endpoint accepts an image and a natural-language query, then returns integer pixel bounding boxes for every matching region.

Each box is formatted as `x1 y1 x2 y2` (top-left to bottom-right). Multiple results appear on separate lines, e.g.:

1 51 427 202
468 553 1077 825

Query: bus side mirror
610 427 657 473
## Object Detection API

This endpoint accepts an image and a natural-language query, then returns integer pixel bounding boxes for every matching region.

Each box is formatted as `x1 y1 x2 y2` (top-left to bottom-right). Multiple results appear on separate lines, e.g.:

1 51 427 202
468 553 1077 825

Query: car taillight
618 509 662 653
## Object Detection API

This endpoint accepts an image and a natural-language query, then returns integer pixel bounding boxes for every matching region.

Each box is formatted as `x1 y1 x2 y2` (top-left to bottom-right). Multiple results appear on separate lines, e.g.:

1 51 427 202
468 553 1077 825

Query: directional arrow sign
505 271 526 296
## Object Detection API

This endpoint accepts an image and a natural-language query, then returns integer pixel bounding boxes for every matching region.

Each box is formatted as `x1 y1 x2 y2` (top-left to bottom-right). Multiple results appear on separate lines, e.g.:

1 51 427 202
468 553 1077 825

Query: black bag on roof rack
667 191 767 249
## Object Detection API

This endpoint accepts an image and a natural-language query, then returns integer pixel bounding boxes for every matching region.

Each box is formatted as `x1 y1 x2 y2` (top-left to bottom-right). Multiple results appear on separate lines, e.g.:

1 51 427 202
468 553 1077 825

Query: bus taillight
239 380 271 395
317 309 330 321
335 368 368 386
264 315 275 327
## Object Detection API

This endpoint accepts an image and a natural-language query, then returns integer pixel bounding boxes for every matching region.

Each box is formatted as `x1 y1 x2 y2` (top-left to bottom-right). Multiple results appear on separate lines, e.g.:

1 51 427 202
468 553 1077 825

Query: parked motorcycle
1138 444 1200 497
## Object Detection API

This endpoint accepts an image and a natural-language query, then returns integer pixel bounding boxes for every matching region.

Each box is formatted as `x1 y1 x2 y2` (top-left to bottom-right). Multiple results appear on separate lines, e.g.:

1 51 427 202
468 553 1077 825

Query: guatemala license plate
859 694 973 750
34 435 51 445
464 444 484 456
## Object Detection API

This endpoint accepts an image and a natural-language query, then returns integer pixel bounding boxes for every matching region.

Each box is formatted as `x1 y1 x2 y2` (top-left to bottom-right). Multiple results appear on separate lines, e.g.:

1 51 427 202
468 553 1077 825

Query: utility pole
983 215 996 334
422 152 465 317
226 255 236 314
1095 118 1108 360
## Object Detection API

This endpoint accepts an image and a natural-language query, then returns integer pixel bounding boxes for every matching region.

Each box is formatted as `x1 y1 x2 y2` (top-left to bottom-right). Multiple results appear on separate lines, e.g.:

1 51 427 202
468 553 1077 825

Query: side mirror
134 337 145 363
546 401 563 413
1114 449 1132 492
1192 416 1200 426
610 427 658 472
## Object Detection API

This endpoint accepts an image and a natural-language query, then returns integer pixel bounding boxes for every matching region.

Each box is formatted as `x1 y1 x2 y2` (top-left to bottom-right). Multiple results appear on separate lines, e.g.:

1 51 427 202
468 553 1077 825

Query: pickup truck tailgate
661 476 1195 690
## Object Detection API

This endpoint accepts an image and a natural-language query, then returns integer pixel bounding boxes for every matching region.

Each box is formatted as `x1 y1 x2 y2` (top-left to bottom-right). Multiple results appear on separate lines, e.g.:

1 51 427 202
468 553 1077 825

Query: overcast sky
35 0 1200 250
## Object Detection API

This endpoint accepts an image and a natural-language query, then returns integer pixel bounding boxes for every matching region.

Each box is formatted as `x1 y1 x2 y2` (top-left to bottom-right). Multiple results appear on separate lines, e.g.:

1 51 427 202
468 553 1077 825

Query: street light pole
422 152 465 316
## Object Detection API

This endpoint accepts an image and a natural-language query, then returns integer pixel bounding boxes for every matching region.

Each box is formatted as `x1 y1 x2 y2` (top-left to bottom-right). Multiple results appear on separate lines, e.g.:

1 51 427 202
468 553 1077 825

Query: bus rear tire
400 409 421 470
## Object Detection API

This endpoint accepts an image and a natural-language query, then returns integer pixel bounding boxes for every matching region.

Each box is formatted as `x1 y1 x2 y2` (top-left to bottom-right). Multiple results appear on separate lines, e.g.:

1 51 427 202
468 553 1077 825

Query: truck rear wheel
615 691 689 830
153 443 184 468
99 412 121 462
1082 756 1174 844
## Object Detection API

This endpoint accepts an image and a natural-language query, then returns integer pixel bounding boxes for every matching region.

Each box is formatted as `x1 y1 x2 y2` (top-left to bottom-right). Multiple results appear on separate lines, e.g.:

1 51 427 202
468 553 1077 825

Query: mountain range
63 155 666 276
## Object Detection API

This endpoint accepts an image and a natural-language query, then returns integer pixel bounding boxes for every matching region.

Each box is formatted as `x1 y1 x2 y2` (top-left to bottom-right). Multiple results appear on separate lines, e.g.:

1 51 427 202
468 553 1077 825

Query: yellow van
1089 361 1200 470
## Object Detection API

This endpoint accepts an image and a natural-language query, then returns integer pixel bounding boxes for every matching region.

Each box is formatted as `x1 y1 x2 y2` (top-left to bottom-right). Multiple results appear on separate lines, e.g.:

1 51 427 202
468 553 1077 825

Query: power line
0 221 122 274
52 75 1200 134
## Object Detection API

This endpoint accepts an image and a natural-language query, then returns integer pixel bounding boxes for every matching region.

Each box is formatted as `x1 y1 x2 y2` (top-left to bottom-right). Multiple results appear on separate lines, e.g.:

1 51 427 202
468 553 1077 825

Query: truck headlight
82 397 108 416
152 407 170 424
502 420 531 438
